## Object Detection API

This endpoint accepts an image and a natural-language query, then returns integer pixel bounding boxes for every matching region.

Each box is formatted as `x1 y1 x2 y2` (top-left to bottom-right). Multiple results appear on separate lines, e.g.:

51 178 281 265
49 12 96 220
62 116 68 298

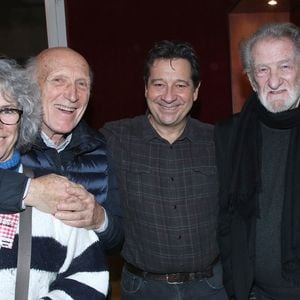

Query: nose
64 83 79 102
162 86 176 102
268 68 283 90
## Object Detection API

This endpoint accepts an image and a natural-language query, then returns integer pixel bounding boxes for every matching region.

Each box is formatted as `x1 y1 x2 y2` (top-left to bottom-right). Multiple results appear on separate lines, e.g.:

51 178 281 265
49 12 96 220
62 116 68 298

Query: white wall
44 0 67 47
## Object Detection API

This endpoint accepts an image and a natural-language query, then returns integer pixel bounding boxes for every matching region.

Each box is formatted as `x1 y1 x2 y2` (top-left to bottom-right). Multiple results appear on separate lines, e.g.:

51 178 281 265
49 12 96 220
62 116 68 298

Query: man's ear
247 73 257 92
144 83 148 98
193 82 201 102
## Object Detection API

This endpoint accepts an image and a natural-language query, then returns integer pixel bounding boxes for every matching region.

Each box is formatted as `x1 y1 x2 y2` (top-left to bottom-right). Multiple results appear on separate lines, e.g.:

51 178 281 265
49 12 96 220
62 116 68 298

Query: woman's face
0 93 19 162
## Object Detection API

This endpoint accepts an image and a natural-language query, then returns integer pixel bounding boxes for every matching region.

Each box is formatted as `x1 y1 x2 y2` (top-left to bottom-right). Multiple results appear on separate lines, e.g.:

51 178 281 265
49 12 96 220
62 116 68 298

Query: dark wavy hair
143 40 201 88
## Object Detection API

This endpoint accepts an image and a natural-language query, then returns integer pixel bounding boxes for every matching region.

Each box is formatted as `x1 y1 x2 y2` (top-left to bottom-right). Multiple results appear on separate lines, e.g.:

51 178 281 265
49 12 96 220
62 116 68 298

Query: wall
0 0 47 63
290 0 300 26
64 0 234 128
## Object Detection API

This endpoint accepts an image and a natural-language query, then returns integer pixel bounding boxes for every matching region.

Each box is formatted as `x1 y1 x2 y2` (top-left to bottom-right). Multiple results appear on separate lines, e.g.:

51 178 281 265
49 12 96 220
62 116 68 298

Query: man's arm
0 169 85 215
98 152 123 253
0 170 27 213
54 187 106 229
215 121 236 299
54 153 124 253
25 174 84 214
54 184 124 253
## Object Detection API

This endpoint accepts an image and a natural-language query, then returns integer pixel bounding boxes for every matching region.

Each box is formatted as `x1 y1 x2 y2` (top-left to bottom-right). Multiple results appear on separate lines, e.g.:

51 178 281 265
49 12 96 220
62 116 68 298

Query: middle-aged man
21 47 123 253
215 22 300 300
101 40 228 300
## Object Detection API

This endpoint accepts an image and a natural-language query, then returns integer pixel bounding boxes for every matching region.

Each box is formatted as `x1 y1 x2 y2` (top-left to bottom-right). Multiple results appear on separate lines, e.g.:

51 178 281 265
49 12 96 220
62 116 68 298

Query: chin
265 101 284 113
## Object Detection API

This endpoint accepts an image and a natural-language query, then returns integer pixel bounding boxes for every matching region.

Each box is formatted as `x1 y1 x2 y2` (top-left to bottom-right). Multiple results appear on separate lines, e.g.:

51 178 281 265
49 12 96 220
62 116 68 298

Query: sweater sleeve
98 148 124 254
0 169 27 213
41 227 109 300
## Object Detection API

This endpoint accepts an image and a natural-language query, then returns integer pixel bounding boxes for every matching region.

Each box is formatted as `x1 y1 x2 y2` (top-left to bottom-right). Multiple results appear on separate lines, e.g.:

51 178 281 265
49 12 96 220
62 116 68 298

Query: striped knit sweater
0 207 108 299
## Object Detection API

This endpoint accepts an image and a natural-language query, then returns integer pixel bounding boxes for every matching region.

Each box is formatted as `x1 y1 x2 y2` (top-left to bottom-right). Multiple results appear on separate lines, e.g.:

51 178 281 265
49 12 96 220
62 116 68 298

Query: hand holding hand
54 185 106 230
25 174 79 214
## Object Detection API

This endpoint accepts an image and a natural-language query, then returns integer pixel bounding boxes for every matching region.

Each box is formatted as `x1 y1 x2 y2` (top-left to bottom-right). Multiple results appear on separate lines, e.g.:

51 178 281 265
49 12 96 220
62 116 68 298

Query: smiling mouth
159 104 180 110
55 104 76 112
269 89 287 95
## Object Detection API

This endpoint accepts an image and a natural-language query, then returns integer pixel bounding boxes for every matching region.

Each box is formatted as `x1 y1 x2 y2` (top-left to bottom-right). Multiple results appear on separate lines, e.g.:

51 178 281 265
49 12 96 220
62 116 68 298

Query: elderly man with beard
215 22 300 300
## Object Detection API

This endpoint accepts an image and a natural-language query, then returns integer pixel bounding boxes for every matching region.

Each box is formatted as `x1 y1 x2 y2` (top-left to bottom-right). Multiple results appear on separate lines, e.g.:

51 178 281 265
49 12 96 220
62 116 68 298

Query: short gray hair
241 22 300 75
0 58 41 151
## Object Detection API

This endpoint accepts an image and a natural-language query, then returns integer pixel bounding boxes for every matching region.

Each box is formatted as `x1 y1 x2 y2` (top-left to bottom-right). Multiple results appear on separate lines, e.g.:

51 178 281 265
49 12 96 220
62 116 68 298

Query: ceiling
231 0 292 13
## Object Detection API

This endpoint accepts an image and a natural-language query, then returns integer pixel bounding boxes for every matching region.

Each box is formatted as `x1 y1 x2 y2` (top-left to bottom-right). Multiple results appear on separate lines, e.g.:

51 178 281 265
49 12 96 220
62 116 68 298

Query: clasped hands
55 183 105 230
26 174 105 230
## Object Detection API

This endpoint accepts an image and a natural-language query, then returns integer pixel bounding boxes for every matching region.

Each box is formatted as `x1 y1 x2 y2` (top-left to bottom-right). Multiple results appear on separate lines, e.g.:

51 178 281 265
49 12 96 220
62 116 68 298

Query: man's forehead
39 48 87 64
38 56 90 79
252 38 297 63
253 37 296 53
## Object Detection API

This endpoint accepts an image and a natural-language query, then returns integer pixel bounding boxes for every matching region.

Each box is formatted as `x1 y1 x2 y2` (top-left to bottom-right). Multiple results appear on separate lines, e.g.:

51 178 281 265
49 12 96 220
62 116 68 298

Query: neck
0 150 21 170
148 115 187 144
50 135 65 146
42 130 65 146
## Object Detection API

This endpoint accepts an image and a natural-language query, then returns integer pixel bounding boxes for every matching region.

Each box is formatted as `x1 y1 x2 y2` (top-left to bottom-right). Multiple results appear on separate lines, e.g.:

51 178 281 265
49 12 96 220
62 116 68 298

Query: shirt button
173 205 177 209
170 177 174 181
178 235 182 240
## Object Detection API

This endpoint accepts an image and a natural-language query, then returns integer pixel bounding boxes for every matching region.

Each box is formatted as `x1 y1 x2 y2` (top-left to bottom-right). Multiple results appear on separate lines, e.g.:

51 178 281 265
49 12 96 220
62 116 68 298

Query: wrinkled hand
54 185 105 230
24 174 79 214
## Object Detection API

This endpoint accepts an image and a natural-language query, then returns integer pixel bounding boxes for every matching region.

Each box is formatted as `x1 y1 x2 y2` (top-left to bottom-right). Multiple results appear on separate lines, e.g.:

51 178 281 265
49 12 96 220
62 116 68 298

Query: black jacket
0 170 27 213
22 120 123 253
215 115 255 300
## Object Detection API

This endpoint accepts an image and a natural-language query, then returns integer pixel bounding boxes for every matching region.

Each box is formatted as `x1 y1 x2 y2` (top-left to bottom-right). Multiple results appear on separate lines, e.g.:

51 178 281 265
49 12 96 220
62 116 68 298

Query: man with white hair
215 22 300 300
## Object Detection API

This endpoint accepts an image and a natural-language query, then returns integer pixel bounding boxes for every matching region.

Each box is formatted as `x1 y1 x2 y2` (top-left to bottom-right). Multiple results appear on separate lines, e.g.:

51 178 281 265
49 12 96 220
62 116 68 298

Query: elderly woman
0 58 108 299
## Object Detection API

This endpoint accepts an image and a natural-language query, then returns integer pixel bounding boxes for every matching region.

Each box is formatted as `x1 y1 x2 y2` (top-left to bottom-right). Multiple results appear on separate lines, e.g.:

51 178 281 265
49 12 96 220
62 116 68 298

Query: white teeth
162 106 177 110
55 105 76 112
160 104 178 108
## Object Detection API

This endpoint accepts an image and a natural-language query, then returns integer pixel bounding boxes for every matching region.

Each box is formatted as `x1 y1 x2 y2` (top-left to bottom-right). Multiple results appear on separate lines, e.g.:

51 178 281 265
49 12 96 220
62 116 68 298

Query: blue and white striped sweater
0 208 108 299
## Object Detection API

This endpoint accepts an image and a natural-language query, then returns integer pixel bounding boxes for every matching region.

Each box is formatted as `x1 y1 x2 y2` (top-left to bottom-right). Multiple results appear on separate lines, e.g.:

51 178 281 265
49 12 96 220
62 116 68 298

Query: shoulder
189 118 214 131
214 113 241 160
70 121 107 154
216 113 240 129
215 113 240 139
100 115 145 139
76 121 106 143
188 117 215 141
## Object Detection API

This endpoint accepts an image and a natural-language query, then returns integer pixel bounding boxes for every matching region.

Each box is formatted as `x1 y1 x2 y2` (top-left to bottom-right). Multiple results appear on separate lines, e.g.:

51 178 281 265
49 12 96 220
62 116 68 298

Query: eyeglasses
0 108 23 125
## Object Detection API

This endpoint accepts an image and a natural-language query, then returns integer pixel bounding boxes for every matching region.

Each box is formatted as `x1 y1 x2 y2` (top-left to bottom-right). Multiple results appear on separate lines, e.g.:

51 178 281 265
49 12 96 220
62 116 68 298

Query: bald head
35 47 91 87
27 47 92 145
